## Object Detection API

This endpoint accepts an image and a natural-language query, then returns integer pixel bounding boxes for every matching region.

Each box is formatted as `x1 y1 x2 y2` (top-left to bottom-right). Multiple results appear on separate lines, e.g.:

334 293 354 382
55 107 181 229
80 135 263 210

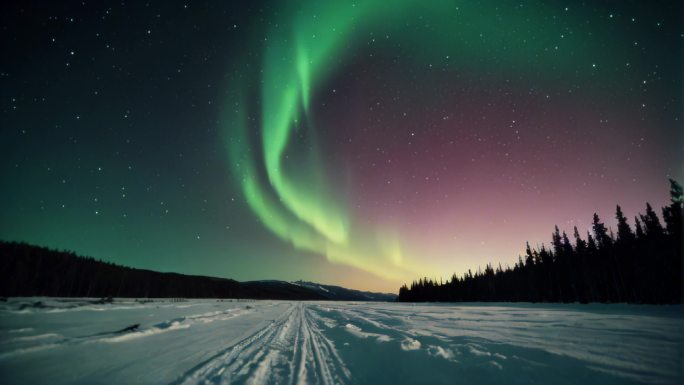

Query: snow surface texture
0 298 682 384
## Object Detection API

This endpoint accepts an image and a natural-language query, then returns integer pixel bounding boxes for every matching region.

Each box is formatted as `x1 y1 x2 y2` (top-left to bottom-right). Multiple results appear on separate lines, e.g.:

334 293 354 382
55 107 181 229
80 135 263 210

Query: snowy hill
292 280 397 301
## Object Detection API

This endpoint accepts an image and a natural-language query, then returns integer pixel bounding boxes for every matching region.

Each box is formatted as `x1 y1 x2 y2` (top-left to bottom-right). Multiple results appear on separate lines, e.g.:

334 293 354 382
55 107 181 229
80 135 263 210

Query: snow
401 337 421 351
0 298 682 384
344 323 392 342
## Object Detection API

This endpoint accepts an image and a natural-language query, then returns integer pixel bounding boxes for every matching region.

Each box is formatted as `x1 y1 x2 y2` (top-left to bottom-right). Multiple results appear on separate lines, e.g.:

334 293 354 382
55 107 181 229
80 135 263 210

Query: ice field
0 298 682 384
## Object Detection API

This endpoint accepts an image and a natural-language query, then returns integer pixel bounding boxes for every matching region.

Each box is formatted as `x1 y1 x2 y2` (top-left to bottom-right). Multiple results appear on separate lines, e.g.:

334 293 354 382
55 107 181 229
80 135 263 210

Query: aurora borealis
1 1 682 292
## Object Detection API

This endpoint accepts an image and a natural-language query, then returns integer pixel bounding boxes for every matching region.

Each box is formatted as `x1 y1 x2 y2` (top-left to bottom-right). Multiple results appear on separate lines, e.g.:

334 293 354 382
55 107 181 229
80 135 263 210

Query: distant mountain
241 280 330 300
0 241 393 301
292 280 397 302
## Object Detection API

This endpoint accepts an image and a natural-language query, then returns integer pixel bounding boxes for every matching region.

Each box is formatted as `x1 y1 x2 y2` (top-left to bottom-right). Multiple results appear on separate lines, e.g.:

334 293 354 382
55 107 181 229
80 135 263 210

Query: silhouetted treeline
399 179 683 304
0 243 325 300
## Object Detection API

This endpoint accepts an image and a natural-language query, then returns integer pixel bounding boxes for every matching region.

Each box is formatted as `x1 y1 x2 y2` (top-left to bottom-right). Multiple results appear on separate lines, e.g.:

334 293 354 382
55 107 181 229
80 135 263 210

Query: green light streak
225 0 608 282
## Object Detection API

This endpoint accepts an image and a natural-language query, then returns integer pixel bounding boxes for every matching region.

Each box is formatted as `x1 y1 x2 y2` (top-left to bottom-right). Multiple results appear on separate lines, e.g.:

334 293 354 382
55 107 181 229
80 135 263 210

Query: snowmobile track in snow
171 303 350 385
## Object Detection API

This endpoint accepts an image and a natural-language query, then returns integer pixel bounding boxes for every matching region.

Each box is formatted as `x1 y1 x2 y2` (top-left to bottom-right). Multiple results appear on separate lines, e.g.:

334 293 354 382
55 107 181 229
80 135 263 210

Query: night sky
1 1 682 292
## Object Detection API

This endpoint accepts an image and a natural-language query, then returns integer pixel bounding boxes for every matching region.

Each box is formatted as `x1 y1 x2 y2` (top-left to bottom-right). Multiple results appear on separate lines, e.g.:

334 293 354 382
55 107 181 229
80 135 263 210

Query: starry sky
1 0 682 293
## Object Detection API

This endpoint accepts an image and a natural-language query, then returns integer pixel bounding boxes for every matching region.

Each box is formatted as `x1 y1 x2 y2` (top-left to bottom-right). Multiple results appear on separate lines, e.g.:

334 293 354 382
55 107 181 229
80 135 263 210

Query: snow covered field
0 299 682 384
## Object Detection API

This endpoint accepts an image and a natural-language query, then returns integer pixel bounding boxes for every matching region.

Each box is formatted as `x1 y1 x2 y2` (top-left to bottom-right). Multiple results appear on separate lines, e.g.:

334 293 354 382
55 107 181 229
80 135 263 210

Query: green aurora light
226 0 614 281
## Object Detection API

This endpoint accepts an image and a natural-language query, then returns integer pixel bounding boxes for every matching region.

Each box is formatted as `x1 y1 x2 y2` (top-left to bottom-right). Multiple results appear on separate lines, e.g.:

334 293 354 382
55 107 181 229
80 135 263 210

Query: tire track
171 303 350 385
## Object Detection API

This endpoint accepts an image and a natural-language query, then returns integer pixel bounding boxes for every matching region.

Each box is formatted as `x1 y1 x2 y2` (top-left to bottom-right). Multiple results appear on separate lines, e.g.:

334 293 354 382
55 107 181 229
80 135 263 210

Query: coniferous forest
398 179 683 304
0 242 326 300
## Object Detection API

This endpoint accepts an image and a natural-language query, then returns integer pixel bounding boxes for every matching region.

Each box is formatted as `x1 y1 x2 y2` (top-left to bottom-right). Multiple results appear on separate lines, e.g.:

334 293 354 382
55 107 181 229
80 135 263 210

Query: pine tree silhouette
398 180 683 304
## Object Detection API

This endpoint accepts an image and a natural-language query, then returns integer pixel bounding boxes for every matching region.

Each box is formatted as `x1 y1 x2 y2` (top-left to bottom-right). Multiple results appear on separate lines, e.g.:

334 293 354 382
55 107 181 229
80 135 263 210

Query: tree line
398 179 683 303
0 242 325 300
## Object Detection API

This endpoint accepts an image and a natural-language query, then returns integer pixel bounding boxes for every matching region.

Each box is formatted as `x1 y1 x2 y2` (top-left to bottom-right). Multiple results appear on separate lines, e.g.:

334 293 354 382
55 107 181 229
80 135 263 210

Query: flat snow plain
0 298 682 384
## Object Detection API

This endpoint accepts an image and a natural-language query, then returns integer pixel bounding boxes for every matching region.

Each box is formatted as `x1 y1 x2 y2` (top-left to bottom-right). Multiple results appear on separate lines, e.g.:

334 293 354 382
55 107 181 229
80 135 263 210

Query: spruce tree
615 205 635 243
